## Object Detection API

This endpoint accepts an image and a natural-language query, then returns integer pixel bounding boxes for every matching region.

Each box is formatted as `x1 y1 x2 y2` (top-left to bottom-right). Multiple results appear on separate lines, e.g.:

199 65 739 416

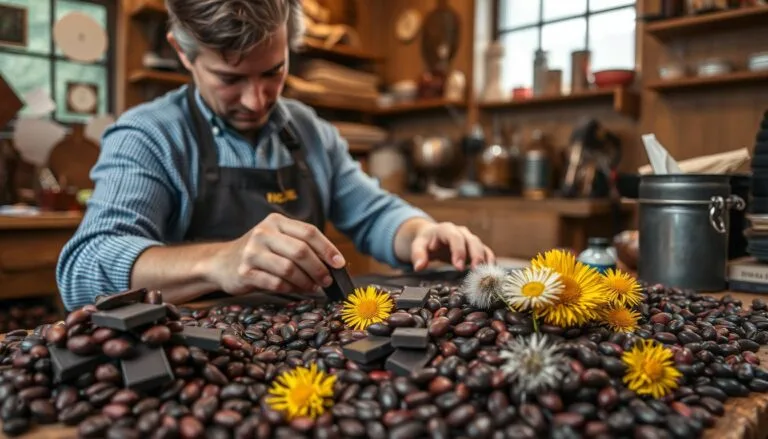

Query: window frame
494 0 636 63
0 0 117 123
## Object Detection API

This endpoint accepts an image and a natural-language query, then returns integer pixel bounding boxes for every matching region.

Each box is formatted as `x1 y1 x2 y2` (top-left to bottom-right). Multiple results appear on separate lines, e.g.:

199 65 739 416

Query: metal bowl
411 135 456 172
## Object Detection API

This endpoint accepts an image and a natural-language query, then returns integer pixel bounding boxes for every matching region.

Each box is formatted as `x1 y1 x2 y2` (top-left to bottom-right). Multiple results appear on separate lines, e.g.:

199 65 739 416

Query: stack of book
728 256 768 293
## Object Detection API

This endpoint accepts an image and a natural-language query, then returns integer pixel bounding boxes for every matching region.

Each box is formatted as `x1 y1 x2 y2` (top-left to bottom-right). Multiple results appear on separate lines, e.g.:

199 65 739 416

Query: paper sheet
22 88 56 118
638 134 750 175
641 134 682 174
12 117 68 167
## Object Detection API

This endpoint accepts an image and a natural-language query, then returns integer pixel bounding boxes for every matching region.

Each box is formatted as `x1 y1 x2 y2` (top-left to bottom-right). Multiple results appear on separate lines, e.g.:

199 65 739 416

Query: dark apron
183 85 328 305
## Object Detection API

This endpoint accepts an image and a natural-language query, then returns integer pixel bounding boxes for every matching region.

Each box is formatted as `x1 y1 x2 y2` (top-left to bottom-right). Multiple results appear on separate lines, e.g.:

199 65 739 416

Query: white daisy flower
499 333 567 401
461 264 508 309
502 266 563 312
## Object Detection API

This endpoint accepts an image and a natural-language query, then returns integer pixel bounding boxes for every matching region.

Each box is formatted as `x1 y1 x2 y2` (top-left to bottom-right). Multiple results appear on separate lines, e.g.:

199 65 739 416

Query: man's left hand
409 221 495 271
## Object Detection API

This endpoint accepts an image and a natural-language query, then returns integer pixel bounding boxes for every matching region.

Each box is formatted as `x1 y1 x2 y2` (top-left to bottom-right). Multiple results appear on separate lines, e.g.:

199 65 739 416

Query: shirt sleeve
55 123 176 310
322 122 433 268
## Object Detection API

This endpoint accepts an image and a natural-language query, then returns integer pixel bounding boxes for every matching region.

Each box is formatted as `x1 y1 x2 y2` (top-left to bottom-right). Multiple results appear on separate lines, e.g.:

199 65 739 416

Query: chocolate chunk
91 303 166 331
95 288 148 310
385 348 434 377
395 286 429 309
49 345 104 383
120 344 174 393
171 326 222 351
391 327 429 349
323 264 355 301
342 336 393 364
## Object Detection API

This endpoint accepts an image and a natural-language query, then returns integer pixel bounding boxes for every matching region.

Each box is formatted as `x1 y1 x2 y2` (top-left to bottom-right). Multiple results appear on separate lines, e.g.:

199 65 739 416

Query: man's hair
165 0 304 62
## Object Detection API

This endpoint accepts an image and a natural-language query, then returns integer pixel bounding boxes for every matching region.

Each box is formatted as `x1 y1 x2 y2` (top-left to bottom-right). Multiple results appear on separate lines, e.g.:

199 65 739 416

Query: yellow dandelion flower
601 305 640 333
531 249 608 327
266 363 336 420
341 285 394 330
622 340 682 399
602 268 643 307
502 266 563 312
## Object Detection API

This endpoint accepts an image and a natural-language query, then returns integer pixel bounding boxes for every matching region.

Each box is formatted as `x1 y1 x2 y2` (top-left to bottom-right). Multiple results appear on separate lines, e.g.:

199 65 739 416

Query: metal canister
570 50 591 93
637 174 745 291
522 149 550 200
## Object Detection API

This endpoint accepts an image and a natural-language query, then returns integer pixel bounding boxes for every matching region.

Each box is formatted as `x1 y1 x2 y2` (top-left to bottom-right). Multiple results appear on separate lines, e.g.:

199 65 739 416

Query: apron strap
277 122 326 231
186 85 219 185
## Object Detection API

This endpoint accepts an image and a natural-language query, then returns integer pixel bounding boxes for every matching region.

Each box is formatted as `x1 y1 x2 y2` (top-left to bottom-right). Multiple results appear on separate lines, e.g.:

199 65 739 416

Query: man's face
170 25 289 134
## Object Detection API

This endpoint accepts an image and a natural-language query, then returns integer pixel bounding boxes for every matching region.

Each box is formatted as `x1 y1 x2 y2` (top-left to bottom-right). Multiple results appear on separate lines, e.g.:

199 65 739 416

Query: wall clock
395 9 422 43
66 82 99 115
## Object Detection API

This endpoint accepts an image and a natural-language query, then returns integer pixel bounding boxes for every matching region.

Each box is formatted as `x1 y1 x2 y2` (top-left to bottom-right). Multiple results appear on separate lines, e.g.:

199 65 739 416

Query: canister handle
709 195 746 234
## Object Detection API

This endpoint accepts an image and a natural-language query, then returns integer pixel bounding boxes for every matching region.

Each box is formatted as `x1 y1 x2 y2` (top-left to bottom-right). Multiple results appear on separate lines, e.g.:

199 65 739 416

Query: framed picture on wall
0 4 27 48
66 82 99 115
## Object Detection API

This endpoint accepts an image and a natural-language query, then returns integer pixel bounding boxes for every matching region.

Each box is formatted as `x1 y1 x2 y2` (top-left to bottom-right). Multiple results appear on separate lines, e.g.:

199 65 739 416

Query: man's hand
207 213 346 295
405 220 495 271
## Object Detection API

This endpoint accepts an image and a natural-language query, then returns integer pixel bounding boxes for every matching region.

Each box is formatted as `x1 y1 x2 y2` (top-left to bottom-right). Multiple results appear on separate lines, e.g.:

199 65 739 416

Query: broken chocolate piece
49 345 104 383
395 286 430 309
323 263 355 301
91 303 166 331
120 343 174 393
94 288 148 310
171 326 222 351
385 348 434 377
342 336 393 364
391 327 429 349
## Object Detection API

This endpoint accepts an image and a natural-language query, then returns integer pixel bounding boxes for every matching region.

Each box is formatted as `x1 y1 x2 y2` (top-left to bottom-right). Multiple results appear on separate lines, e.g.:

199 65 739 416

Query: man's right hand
205 213 346 295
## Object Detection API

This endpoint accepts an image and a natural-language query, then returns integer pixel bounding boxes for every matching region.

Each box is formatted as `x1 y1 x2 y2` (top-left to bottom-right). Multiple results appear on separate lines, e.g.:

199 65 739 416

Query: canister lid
588 237 610 248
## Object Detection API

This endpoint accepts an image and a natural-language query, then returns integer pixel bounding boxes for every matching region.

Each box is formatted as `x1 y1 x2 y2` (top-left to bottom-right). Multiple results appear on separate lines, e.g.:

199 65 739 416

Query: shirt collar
191 85 291 137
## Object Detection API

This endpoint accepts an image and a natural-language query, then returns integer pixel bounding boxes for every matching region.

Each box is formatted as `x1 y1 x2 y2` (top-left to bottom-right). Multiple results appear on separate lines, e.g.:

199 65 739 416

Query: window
0 0 115 124
497 0 636 95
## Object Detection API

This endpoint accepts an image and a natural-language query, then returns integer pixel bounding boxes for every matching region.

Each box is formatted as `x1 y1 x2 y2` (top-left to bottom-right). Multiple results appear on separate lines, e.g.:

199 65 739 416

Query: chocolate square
385 348 434 377
323 264 355 302
342 336 393 364
120 344 174 393
91 303 166 331
395 286 430 309
171 326 222 351
391 327 429 349
95 288 148 310
49 345 104 383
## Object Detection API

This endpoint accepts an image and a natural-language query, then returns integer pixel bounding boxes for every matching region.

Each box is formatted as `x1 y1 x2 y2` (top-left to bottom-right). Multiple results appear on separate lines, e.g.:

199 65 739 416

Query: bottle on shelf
522 129 552 200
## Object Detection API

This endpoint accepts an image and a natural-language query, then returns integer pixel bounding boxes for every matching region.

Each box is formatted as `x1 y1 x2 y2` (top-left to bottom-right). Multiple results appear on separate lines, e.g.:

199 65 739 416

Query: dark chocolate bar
49 345 104 383
385 348 435 377
391 327 429 349
95 288 148 310
91 302 166 331
323 263 355 301
120 344 174 393
171 325 222 351
395 286 430 309
342 336 393 364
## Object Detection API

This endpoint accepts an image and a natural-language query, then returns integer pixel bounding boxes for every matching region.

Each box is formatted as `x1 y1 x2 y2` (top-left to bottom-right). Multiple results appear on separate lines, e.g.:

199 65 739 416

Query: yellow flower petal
266 363 337 420
340 285 394 330
602 268 643 307
621 340 681 399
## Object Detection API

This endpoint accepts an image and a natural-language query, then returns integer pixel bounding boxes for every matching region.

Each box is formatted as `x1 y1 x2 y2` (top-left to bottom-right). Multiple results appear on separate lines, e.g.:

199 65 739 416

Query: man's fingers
237 269 298 294
244 252 316 292
460 227 487 268
277 218 346 268
410 235 431 271
484 246 497 266
445 225 467 270
264 233 331 288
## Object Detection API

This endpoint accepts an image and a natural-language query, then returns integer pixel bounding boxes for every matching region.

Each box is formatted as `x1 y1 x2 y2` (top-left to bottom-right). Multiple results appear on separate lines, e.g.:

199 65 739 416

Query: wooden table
3 290 768 439
0 212 82 303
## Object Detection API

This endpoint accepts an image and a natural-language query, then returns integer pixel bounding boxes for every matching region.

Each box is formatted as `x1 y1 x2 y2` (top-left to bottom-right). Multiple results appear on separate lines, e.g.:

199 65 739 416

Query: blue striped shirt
56 85 430 310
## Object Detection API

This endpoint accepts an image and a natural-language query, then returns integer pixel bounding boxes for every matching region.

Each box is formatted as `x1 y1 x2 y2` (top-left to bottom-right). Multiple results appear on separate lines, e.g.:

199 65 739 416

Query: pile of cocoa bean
1 283 767 439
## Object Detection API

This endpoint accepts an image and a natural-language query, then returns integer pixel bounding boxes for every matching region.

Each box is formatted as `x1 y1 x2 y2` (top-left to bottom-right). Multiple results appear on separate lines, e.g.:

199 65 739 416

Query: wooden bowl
592 69 635 89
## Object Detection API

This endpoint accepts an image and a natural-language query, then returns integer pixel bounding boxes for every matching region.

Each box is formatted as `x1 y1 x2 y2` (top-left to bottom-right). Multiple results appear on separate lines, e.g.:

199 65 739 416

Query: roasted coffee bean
79 414 112 438
141 325 172 346
366 322 391 337
179 415 205 438
67 334 97 355
2 418 30 436
103 338 136 359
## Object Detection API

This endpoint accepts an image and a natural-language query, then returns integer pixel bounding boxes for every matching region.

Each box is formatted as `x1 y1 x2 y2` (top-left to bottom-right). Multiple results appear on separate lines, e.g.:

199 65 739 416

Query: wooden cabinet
0 214 81 305
403 196 633 259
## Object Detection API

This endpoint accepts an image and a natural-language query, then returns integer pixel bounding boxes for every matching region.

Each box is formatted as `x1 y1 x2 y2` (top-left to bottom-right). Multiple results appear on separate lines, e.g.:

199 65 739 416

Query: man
56 0 495 311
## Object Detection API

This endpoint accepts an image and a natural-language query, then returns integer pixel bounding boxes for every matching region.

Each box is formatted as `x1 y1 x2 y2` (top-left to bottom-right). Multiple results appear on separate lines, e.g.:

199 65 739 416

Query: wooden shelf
646 70 768 92
478 88 639 119
373 98 466 117
128 69 190 86
645 7 768 39
297 39 382 63
128 0 167 18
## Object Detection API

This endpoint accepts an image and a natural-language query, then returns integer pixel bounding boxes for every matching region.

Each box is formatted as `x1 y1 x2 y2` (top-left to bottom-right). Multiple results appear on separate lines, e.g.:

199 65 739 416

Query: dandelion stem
532 310 540 333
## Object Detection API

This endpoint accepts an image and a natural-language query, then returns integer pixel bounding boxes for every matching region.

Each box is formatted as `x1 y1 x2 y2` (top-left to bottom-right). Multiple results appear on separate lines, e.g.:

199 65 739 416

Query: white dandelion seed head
502 266 564 312
499 333 567 401
461 264 508 309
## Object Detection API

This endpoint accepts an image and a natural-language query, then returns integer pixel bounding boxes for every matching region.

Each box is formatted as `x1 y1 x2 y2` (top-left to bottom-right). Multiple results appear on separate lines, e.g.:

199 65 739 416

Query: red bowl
592 69 635 89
